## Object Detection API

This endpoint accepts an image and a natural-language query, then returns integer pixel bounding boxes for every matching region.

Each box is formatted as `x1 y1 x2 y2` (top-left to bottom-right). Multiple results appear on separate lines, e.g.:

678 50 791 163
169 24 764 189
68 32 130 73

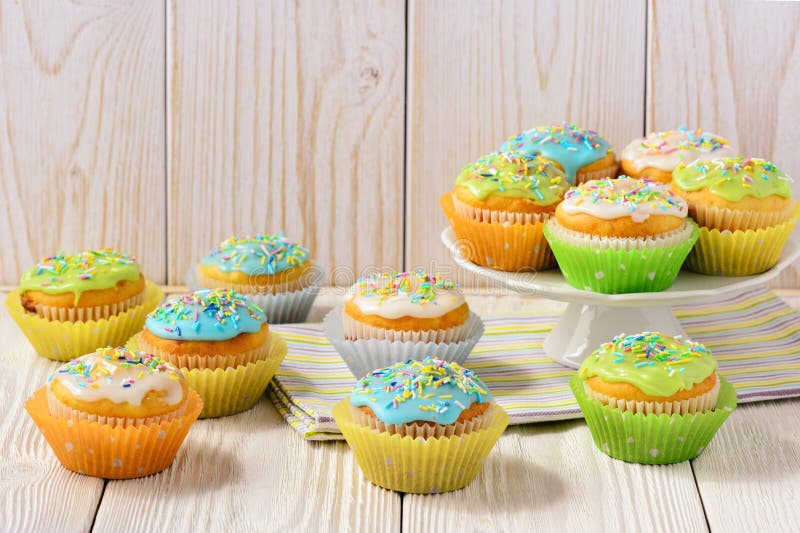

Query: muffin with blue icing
333 357 509 493
571 332 737 464
500 123 618 185
129 288 288 418
194 233 321 323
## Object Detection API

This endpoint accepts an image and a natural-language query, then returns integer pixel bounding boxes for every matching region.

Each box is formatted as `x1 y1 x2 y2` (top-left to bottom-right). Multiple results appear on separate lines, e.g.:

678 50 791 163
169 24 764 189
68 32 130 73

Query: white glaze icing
345 271 466 319
621 129 736 172
49 348 185 406
560 178 688 223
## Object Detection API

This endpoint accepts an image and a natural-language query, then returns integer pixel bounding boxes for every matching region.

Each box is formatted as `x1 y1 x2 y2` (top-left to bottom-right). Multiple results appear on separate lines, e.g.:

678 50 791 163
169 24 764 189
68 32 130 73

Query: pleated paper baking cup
133 331 274 370
333 398 509 493
323 308 484 379
690 202 797 232
441 193 555 272
575 162 620 185
352 403 493 437
5 282 163 362
684 213 799 276
571 374 737 464
341 313 470 343
584 378 720 416
46 387 189 428
544 220 698 293
32 291 144 321
451 195 551 225
128 333 288 418
25 387 202 479
187 266 322 324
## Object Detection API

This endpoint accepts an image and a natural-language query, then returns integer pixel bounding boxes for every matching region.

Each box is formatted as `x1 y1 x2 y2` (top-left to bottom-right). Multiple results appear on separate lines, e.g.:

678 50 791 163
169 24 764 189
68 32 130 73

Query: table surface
2 287 799 533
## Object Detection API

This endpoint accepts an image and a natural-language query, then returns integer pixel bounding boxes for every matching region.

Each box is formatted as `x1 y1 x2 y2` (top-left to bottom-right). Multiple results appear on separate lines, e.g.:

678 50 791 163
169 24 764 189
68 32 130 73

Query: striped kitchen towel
267 288 800 440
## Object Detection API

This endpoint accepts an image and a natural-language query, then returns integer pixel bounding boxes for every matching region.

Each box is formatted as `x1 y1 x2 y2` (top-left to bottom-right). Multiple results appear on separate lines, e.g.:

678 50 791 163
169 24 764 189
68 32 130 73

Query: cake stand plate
441 227 800 368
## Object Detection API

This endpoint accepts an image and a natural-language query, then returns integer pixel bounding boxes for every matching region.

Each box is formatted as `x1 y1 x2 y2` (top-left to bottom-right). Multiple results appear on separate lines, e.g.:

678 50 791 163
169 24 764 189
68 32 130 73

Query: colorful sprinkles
594 332 708 375
204 233 308 274
505 122 609 153
350 270 458 306
49 346 180 389
638 126 730 155
563 177 686 213
460 151 564 196
147 288 265 337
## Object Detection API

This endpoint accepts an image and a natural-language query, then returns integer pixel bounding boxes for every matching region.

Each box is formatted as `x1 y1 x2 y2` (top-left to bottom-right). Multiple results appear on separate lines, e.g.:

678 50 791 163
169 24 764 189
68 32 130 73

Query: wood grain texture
692 399 800 533
647 0 800 288
405 0 647 280
0 0 166 285
0 292 105 532
167 0 405 285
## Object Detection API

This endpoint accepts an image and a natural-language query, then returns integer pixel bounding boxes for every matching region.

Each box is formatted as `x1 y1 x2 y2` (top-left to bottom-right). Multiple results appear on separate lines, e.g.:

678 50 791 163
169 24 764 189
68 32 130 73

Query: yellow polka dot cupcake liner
127 332 288 419
570 374 737 464
441 193 555 272
25 387 202 479
684 209 799 276
6 282 163 362
333 398 509 494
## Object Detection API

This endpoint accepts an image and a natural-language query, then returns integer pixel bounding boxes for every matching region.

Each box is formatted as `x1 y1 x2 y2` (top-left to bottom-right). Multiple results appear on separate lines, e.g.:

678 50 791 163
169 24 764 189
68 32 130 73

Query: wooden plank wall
1 0 798 287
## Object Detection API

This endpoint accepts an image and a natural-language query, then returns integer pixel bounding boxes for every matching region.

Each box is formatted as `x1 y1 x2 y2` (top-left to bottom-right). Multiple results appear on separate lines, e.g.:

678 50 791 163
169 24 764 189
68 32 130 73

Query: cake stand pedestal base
543 303 684 369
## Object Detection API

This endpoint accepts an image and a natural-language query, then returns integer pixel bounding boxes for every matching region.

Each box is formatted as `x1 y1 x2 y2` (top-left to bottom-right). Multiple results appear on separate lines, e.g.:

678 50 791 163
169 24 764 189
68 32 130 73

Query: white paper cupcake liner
584 377 720 416
451 195 552 225
545 218 696 251
186 264 323 324
323 307 484 379
341 312 470 343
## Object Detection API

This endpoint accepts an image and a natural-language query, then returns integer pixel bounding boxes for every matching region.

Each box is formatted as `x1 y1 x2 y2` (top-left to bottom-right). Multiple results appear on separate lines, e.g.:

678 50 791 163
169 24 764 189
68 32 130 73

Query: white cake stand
441 227 800 369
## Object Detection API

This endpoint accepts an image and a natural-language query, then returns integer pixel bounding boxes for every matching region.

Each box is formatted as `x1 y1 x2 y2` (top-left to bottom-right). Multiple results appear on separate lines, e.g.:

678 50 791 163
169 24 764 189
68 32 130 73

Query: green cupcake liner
544 222 698 294
570 374 737 464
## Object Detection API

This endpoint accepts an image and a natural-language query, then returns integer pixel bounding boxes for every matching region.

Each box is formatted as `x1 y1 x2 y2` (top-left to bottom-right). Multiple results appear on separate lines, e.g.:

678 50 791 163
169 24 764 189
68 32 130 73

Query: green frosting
455 151 568 206
672 157 793 201
578 332 717 396
19 249 140 304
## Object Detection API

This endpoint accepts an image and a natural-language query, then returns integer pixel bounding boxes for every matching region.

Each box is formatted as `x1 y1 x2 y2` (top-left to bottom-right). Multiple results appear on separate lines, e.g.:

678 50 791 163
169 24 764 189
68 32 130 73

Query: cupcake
620 127 735 183
440 151 568 271
500 123 618 185
325 271 484 377
571 332 736 464
671 157 798 275
25 346 202 478
333 357 509 493
127 289 288 418
193 233 321 323
543 177 698 293
6 249 162 361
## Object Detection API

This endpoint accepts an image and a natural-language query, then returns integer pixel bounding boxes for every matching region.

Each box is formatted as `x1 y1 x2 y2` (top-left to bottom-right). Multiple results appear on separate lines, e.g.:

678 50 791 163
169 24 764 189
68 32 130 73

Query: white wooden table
2 288 799 533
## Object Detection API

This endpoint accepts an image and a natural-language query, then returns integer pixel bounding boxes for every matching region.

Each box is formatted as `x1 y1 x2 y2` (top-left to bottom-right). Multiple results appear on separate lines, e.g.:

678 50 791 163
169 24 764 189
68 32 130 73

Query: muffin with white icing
25 346 202 478
324 270 484 377
620 127 736 183
543 177 699 293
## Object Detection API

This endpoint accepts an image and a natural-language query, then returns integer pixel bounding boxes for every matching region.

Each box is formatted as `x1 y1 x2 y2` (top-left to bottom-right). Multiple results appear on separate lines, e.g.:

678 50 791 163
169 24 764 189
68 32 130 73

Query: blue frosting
145 289 266 341
500 123 613 184
350 357 492 425
201 233 309 275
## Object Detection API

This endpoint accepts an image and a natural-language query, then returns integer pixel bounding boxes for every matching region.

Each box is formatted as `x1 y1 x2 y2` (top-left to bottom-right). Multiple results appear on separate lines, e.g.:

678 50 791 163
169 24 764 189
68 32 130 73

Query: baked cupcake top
672 157 793 201
621 127 735 172
19 249 140 299
350 357 491 425
146 289 266 341
455 151 568 205
578 332 717 397
48 346 185 407
500 123 613 183
346 270 465 319
201 233 309 275
560 178 688 222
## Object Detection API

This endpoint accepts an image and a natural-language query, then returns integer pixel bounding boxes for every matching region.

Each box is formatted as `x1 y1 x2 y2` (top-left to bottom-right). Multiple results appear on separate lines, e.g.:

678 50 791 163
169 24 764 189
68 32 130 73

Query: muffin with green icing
127 289 288 418
671 157 799 275
500 123 619 185
333 357 509 493
192 233 322 323
441 150 569 271
6 248 162 361
571 332 737 464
